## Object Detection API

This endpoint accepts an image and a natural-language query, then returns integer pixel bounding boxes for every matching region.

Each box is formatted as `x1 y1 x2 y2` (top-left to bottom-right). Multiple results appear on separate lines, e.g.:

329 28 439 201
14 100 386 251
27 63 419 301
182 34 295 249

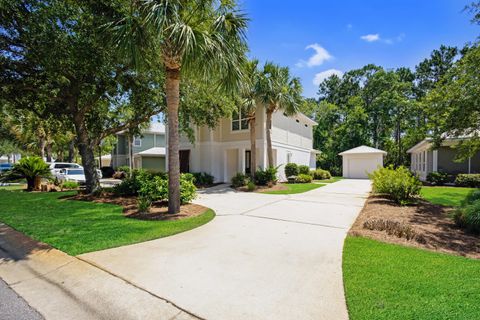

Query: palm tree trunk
266 108 274 167
166 68 181 214
249 116 256 178
46 142 53 162
68 140 75 163
39 137 46 160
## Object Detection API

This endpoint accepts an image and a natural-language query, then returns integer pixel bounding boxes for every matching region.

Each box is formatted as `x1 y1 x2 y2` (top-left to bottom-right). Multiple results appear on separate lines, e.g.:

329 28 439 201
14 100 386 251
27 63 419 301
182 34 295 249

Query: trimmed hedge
284 163 298 177
455 174 480 188
298 165 310 175
310 169 332 180
296 174 313 183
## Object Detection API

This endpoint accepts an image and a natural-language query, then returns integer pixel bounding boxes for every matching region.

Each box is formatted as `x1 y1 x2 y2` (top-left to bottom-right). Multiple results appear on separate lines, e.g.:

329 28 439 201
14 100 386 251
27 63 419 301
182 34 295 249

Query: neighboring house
0 154 21 164
111 105 319 182
407 136 480 181
111 122 166 171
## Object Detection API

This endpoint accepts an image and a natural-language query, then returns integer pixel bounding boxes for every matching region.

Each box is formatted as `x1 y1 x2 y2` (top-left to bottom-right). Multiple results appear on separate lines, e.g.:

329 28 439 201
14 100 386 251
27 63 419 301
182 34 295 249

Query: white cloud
313 69 344 86
346 24 353 30
296 43 332 68
360 34 380 42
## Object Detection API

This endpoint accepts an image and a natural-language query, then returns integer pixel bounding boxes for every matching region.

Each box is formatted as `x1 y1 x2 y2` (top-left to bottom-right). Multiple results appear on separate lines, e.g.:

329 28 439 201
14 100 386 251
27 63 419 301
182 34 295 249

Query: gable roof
135 147 166 157
339 145 387 156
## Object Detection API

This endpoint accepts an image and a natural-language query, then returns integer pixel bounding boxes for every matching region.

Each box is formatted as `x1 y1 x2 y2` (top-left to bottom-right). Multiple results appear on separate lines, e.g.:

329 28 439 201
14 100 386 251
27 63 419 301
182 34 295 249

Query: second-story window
133 137 142 147
232 107 249 131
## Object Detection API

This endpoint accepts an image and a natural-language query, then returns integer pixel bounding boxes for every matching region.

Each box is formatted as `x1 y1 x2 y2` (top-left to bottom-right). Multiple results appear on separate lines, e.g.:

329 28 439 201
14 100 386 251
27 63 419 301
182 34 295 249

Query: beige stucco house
112 105 319 182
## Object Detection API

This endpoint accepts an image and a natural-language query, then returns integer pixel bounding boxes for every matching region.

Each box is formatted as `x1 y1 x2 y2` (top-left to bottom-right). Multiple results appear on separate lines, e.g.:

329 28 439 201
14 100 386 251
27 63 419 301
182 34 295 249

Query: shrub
137 196 152 214
454 199 480 234
62 181 79 190
298 165 310 175
369 166 422 205
284 163 298 177
0 156 51 191
455 174 480 188
255 166 278 186
192 172 214 187
116 165 131 174
247 181 256 192
180 173 197 204
139 176 168 201
296 174 313 183
426 172 449 186
231 172 249 188
310 169 332 180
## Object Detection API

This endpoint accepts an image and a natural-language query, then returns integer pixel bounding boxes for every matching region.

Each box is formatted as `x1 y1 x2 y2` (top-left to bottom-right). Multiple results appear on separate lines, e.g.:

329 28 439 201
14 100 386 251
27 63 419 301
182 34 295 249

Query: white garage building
339 146 387 179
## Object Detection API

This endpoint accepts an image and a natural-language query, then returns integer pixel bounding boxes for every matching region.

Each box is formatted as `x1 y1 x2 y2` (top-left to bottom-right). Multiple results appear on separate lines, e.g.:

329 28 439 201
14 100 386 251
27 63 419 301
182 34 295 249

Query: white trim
433 150 438 172
271 140 316 153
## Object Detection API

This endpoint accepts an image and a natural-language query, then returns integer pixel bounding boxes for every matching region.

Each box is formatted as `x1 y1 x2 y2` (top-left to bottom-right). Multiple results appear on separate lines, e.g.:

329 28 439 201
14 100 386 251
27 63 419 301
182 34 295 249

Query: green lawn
314 176 343 184
0 184 26 191
421 186 476 207
343 236 480 320
0 190 215 255
261 183 325 194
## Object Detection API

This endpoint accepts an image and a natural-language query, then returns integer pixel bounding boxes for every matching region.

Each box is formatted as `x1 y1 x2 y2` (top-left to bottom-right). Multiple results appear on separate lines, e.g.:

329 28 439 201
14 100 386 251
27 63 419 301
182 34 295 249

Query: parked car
0 163 12 173
49 162 102 179
56 168 86 185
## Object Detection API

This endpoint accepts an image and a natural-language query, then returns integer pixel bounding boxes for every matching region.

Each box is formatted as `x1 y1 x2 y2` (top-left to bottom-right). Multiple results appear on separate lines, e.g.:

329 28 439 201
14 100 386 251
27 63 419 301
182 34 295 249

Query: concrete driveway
80 179 371 320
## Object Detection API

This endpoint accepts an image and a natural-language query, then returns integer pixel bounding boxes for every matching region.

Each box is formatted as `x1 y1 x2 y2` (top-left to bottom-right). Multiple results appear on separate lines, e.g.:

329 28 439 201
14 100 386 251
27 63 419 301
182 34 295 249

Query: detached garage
339 146 387 179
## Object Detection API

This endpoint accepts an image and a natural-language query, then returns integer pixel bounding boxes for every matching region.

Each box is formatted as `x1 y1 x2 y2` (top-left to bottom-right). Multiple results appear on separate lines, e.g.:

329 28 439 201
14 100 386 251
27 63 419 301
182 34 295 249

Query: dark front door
179 150 190 173
245 150 251 175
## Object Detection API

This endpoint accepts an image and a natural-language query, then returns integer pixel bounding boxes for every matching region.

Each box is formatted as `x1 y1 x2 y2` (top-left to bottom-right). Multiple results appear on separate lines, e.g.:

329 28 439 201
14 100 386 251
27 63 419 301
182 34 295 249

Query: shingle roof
339 145 387 155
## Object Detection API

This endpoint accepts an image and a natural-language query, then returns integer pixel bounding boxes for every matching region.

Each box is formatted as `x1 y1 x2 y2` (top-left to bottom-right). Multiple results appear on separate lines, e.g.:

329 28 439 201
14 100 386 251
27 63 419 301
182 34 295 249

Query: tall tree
0 0 166 193
110 0 248 213
257 62 303 167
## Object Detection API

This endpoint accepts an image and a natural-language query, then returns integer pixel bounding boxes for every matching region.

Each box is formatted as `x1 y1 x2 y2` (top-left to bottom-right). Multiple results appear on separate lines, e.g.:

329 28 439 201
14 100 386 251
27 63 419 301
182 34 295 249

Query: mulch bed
66 193 209 221
235 184 288 193
350 196 480 259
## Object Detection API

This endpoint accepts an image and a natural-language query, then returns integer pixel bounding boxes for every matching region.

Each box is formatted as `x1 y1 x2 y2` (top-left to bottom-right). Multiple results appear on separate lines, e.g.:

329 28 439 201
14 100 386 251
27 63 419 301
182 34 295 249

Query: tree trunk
26 177 35 192
74 116 99 194
68 140 75 163
46 143 53 162
39 137 47 160
266 108 274 167
249 115 256 179
166 68 181 214
128 135 133 174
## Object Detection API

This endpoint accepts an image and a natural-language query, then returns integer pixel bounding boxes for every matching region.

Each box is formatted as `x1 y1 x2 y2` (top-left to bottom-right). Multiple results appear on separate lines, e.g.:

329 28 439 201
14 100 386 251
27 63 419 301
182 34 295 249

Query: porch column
239 148 245 173
433 150 438 172
223 150 228 182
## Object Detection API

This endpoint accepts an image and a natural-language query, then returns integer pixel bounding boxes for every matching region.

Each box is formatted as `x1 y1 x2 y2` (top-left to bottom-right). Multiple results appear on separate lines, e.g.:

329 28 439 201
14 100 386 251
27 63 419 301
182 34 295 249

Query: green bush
139 176 168 201
426 172 449 186
180 173 197 204
116 165 131 174
113 169 150 196
0 156 51 191
284 163 298 177
62 181 79 189
369 166 422 205
231 172 249 188
192 172 214 187
137 196 152 214
247 181 256 192
455 174 480 188
298 165 310 175
296 174 312 183
310 169 332 180
255 166 278 186
454 199 480 234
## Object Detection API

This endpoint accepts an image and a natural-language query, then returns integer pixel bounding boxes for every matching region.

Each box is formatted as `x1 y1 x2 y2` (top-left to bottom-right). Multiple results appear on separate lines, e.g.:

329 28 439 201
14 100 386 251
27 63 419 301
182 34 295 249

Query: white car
49 162 102 179
56 168 87 185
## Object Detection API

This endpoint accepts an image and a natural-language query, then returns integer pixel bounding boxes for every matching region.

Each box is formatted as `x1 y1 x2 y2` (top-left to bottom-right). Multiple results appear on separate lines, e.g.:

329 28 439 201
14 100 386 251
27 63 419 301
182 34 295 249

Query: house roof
134 147 166 157
339 145 387 156
310 149 322 154
406 133 478 153
296 112 318 126
117 122 165 135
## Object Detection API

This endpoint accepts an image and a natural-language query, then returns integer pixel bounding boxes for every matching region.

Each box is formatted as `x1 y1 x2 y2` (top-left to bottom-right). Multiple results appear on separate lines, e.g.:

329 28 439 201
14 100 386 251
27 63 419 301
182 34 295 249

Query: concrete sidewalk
0 224 197 320
81 179 371 320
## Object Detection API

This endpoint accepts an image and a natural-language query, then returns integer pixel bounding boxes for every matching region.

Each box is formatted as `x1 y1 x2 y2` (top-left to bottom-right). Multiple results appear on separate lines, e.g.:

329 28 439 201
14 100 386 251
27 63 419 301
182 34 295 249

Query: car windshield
66 169 84 175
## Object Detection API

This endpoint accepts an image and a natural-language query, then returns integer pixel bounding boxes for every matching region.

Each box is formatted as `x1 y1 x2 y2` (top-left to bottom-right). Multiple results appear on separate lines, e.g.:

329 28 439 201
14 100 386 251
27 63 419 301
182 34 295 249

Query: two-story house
112 105 319 182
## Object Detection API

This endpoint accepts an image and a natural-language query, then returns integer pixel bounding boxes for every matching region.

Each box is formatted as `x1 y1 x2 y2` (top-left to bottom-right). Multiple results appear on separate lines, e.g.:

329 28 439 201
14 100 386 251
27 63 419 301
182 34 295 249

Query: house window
232 107 249 131
133 137 142 147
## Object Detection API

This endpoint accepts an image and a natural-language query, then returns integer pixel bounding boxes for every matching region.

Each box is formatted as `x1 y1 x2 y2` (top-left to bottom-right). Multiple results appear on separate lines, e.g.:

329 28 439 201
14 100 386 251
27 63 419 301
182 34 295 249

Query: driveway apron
80 179 371 320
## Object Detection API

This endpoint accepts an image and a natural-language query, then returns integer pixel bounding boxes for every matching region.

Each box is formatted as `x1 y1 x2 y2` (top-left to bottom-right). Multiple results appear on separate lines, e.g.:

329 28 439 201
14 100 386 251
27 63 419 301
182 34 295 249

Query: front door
245 150 251 175
179 150 190 173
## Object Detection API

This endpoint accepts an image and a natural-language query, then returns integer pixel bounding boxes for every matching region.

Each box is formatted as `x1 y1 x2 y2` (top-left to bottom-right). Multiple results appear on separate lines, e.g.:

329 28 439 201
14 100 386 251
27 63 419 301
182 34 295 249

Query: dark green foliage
117 166 131 174
454 188 480 234
284 163 298 177
426 171 450 186
137 196 152 214
62 181 79 190
247 181 256 192
231 172 249 188
191 172 214 187
369 166 422 204
254 167 278 186
295 174 312 183
0 156 51 191
310 169 332 180
298 165 310 175
455 174 480 187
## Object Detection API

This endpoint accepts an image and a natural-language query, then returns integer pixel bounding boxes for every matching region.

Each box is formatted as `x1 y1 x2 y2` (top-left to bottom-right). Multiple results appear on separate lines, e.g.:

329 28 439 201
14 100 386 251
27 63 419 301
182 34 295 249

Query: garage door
347 158 378 179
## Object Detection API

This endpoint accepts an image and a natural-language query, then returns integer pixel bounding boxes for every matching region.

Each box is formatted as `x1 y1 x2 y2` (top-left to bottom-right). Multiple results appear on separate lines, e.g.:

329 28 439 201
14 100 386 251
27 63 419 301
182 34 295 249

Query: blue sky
241 0 479 97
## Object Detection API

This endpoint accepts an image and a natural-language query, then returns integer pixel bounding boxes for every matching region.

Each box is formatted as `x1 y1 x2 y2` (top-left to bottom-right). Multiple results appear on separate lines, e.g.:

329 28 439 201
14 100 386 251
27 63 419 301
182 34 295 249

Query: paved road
0 277 43 320
81 179 371 320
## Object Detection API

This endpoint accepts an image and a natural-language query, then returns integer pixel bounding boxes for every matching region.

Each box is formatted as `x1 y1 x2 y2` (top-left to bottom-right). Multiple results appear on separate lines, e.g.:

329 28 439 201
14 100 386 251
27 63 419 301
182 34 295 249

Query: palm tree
241 59 260 179
110 0 248 213
257 63 303 167
0 156 51 191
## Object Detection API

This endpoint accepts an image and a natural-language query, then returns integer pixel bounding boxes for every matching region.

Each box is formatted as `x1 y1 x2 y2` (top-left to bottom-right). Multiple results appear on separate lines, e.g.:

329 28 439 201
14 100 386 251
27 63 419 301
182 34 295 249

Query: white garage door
347 157 378 179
